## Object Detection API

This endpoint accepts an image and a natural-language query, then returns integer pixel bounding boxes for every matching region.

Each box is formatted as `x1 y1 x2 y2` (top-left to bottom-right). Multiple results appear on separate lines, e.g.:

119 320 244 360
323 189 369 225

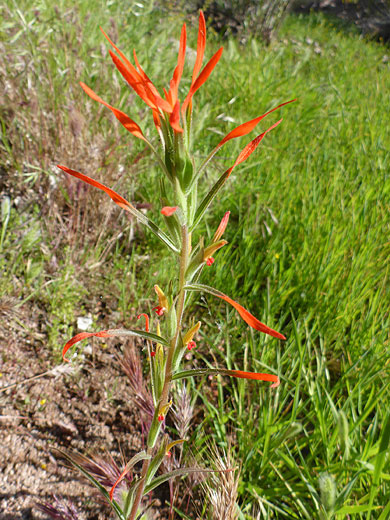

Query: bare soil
0 312 155 520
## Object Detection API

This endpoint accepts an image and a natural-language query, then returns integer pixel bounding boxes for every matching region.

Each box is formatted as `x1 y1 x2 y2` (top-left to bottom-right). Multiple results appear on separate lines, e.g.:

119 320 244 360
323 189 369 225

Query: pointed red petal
107 51 157 110
161 206 178 216
100 27 134 75
62 330 111 362
100 27 162 110
169 100 184 133
227 370 280 388
101 26 172 113
57 165 134 212
218 292 286 340
192 11 206 83
80 82 145 140
132 49 172 113
218 99 296 147
226 119 283 178
182 47 223 113
167 24 187 107
213 210 230 242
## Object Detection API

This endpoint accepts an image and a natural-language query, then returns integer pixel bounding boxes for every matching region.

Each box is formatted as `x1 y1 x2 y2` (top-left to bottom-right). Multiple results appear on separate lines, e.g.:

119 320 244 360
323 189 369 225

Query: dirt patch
0 320 156 519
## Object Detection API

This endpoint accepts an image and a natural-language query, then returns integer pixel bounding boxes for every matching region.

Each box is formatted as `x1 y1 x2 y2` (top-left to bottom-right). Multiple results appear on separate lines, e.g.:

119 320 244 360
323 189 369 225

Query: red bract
181 46 223 114
218 99 296 148
213 211 230 242
225 119 283 178
161 206 178 216
89 11 221 134
62 330 112 362
57 165 134 212
219 293 285 340
227 370 280 388
80 82 146 141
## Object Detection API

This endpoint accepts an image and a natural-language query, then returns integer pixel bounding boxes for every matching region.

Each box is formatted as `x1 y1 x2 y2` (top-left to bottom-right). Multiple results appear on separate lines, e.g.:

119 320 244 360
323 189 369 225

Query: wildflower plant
57 11 294 519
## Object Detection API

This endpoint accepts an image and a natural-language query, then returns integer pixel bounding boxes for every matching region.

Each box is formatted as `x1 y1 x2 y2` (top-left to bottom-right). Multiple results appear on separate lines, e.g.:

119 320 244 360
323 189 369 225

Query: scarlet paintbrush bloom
80 11 222 136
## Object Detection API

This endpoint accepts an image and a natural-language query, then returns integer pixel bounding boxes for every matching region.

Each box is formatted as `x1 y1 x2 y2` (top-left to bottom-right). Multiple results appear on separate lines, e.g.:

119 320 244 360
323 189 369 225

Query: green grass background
1 0 389 518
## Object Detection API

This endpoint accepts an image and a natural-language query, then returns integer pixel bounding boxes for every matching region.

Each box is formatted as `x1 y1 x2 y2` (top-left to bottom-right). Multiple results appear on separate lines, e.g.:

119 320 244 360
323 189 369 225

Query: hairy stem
128 224 190 520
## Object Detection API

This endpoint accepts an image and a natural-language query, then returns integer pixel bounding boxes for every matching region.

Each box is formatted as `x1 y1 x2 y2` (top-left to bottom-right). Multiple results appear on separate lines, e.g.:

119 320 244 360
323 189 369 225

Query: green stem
127 224 190 520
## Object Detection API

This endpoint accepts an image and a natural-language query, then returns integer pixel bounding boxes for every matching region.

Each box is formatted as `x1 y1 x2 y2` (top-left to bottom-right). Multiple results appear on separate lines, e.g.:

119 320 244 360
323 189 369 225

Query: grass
1 1 389 518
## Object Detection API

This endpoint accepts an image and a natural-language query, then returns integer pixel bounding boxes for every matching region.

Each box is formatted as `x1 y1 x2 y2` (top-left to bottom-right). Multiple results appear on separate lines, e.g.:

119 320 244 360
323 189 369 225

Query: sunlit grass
1 2 389 517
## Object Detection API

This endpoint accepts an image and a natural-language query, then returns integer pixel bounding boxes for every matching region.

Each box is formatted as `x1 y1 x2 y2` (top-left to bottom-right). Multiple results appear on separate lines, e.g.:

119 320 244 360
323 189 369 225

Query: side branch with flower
57 11 294 519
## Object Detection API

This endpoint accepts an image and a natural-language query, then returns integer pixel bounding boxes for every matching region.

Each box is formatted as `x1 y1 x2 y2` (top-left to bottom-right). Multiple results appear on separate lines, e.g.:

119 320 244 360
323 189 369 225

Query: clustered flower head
56 11 294 519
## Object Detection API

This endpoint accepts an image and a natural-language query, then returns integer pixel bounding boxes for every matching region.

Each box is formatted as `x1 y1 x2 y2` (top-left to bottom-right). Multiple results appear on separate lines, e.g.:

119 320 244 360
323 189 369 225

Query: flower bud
203 240 227 265
154 285 169 314
183 321 201 346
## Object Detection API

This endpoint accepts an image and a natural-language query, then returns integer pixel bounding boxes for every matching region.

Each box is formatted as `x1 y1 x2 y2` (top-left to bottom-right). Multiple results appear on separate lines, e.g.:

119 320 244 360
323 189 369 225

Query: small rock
77 316 93 331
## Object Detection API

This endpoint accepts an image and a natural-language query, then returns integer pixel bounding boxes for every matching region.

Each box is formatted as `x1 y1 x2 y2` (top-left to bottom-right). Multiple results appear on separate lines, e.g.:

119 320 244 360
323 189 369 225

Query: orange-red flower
80 11 222 135
161 206 178 217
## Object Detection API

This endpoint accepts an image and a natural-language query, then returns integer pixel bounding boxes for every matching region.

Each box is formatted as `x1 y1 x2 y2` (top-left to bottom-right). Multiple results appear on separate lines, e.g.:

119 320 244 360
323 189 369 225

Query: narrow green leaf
172 368 278 386
109 451 151 501
146 436 170 485
131 206 179 253
378 500 390 520
189 169 230 233
334 470 365 511
103 329 170 347
122 477 144 518
144 467 218 494
337 504 381 514
368 411 390 519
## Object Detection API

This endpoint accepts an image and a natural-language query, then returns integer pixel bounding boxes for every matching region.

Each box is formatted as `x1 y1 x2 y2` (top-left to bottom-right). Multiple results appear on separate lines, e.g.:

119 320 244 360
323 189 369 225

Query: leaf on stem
109 452 151 502
144 467 221 495
190 120 283 232
173 367 279 387
62 328 170 362
57 166 179 253
80 82 146 140
217 99 296 147
185 283 286 340
54 449 126 520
